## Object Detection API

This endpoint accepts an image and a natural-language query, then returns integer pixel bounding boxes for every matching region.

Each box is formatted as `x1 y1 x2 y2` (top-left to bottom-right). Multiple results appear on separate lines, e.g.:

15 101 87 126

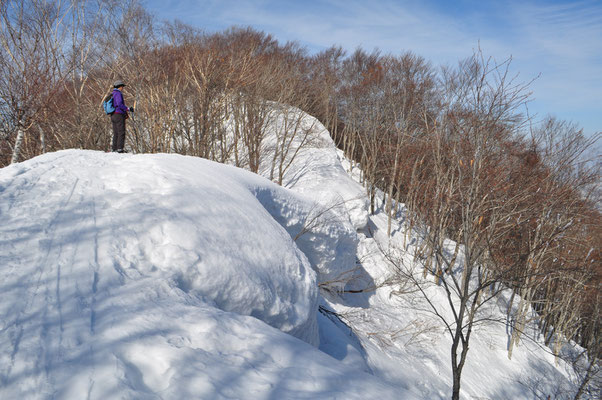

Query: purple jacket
112 88 129 115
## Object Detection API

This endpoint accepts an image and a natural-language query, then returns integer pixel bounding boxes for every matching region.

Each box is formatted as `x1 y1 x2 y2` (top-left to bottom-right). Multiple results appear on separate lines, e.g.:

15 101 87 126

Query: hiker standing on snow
111 80 134 153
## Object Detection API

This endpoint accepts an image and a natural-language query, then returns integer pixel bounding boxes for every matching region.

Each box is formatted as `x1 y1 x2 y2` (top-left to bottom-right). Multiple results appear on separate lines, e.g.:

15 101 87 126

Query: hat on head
113 79 126 88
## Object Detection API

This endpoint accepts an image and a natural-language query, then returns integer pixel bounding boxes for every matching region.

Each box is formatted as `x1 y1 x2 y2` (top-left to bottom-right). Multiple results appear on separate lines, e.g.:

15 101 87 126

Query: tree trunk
573 355 597 400
40 127 46 154
11 127 25 164
451 327 468 400
386 152 400 237
452 368 462 400
370 185 376 215
508 293 529 360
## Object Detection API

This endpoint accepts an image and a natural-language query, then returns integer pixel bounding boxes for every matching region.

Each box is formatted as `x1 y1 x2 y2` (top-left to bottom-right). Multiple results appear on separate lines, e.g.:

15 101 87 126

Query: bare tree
501 119 600 360
49 0 114 152
385 51 537 400
0 0 71 165
307 46 345 145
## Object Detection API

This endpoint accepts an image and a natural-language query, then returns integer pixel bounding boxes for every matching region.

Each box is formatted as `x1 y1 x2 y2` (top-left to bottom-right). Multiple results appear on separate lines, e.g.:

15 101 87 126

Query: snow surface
327 151 580 400
0 150 407 399
257 107 368 288
0 108 584 399
259 107 369 231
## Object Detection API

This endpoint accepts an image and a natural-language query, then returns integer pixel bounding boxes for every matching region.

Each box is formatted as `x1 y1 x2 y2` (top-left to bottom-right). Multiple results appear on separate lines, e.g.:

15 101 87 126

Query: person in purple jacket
111 79 134 152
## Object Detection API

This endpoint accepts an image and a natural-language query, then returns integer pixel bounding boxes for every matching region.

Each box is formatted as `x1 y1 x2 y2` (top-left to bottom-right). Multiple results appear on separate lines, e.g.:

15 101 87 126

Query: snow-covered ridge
1 150 320 340
0 107 585 399
251 103 369 232
0 150 406 399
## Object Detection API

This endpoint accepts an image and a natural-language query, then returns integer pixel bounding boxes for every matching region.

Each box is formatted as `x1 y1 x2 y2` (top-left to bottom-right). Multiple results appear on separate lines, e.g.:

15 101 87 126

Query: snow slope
322 153 580 399
259 106 369 231
0 150 410 399
257 106 368 289
254 111 581 399
0 108 585 399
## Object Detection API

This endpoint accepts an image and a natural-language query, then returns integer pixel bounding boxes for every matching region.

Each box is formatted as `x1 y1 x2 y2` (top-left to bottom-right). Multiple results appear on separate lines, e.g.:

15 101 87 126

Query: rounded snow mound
260 109 369 231
0 150 407 399
258 109 367 289
0 150 318 342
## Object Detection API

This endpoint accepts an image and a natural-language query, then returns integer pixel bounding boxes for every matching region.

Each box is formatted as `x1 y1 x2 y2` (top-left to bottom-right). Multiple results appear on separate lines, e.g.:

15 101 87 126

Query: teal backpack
102 93 115 114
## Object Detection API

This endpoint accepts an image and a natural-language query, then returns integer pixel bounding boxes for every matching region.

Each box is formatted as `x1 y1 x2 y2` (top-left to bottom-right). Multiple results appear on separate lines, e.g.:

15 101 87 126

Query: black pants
111 112 126 152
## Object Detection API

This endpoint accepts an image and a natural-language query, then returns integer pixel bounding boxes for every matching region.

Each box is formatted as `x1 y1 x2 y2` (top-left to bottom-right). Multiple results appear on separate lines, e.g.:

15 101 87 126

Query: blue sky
144 0 602 139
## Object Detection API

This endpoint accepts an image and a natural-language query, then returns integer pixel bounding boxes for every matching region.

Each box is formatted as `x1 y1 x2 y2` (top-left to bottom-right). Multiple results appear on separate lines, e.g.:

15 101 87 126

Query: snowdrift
0 150 405 399
255 107 368 289
259 108 369 231
0 108 583 399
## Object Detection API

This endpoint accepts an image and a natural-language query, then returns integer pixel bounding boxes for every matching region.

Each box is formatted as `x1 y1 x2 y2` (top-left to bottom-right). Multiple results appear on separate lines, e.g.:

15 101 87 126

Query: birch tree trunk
11 126 25 164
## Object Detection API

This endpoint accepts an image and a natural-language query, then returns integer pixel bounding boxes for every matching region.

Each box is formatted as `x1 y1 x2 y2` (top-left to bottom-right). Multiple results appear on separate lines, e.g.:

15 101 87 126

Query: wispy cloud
499 1 602 129
148 0 602 135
